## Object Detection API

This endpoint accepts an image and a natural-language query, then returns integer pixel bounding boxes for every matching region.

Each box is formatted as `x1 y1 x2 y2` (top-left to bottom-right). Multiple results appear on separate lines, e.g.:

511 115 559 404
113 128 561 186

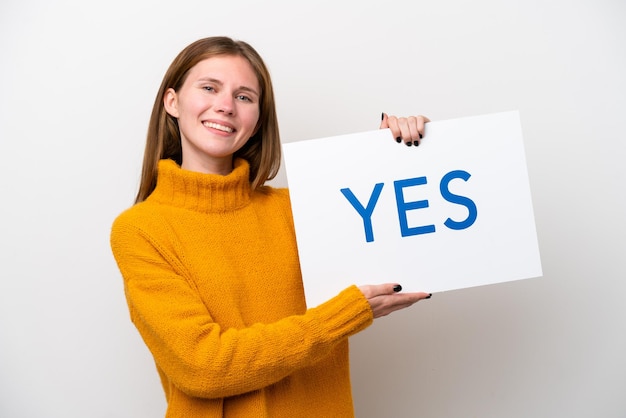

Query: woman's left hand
380 113 431 147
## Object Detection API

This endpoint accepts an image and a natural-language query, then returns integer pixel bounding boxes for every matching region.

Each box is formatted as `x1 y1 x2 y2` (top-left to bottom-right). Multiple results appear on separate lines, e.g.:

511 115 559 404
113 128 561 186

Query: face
164 55 261 174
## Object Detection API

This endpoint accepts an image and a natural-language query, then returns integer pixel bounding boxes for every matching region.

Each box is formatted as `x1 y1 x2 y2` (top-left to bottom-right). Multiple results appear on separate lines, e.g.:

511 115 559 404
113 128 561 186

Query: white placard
283 111 542 307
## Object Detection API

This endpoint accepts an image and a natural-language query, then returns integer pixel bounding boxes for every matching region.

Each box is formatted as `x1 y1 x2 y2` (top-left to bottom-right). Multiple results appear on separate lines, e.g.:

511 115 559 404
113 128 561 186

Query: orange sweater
110 159 374 417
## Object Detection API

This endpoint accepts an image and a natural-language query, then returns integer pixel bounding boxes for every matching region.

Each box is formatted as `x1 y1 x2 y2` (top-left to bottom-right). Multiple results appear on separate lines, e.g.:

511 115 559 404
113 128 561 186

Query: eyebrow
196 77 260 97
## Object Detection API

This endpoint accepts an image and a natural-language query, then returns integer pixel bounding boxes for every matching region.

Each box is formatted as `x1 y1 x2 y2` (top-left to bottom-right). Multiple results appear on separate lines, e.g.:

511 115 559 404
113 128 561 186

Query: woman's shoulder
253 185 294 218
110 201 162 239
254 185 292 206
256 184 290 199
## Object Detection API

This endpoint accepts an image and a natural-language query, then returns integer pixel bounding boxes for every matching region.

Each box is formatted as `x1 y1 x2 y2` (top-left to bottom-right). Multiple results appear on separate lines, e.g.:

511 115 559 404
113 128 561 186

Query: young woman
110 36 431 418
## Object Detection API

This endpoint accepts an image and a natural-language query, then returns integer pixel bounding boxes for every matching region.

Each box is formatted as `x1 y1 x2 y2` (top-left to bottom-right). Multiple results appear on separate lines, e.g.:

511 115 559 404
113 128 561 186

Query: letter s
440 170 477 230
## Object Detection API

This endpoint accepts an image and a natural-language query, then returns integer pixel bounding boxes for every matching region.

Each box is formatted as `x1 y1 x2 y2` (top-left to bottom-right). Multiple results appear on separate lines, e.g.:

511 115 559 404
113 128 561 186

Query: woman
110 36 431 418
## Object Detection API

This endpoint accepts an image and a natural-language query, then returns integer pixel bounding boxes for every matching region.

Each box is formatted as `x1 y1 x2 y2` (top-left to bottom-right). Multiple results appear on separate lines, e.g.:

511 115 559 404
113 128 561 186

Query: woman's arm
110 217 373 399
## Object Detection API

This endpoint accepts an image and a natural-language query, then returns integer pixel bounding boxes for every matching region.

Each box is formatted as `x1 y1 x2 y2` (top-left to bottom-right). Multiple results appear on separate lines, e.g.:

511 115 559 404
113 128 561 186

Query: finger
385 116 403 144
408 116 421 146
405 291 432 301
379 112 389 129
386 291 432 304
370 292 432 318
416 115 430 141
396 117 414 146
358 283 403 299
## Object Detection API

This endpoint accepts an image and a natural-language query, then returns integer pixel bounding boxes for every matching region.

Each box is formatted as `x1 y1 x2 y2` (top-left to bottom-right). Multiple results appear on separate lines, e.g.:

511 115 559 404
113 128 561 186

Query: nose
215 92 235 115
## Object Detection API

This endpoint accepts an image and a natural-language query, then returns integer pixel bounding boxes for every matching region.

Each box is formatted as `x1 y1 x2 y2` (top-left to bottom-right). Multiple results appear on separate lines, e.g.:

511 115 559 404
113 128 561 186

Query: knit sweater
110 158 374 418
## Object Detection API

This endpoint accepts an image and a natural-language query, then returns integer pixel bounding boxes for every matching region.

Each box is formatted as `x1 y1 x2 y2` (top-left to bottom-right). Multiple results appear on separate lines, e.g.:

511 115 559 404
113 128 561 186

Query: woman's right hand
358 284 431 319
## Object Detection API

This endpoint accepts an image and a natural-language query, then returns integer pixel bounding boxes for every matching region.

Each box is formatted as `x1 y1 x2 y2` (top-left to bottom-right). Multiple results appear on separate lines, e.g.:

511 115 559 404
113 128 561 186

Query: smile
203 121 234 133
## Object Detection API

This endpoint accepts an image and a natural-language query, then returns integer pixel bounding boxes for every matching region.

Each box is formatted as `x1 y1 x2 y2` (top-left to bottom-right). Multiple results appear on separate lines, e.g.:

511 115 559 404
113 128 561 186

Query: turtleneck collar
148 158 252 213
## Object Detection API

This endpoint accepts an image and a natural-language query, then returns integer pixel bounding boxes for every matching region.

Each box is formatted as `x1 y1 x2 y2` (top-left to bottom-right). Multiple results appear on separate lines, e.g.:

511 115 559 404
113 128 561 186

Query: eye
236 95 252 102
203 86 215 92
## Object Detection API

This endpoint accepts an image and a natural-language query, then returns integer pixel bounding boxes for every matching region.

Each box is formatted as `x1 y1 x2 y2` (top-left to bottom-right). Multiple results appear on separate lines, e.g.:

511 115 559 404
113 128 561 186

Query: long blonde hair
135 37 281 203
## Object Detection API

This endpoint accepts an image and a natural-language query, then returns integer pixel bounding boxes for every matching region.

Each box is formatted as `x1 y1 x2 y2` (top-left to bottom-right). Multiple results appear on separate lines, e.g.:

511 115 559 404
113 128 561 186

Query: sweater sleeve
110 215 374 399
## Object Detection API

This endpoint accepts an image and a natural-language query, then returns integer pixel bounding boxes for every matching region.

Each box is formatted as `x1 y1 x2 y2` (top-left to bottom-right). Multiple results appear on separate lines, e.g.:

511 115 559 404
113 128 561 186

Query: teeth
203 121 234 133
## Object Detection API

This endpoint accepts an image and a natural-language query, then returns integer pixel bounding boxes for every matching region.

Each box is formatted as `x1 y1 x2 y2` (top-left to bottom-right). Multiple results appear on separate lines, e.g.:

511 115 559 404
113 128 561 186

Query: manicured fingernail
395 137 402 143
413 141 419 147
382 112 385 121
425 293 432 299
393 285 402 292
419 133 423 139
405 141 412 147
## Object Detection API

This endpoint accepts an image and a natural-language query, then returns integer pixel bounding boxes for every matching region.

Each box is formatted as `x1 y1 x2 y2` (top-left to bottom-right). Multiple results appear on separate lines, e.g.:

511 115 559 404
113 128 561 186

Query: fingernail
405 141 412 147
382 112 385 121
395 137 402 143
393 285 402 292
419 133 423 139
425 293 432 299
413 141 419 147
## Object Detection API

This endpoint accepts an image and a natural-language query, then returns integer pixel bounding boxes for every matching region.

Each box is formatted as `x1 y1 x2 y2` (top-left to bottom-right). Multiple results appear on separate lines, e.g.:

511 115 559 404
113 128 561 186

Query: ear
163 88 180 118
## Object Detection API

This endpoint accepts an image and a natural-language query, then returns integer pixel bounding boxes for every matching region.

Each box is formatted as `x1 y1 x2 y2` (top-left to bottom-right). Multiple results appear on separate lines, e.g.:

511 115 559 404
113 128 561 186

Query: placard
283 111 542 307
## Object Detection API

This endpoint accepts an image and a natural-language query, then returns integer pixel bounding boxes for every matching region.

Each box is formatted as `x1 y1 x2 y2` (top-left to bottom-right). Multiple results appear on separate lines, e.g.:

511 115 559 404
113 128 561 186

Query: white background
1 1 624 417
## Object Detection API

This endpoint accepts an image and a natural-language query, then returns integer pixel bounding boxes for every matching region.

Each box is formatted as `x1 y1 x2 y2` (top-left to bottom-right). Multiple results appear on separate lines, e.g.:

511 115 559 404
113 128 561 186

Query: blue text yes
340 170 477 243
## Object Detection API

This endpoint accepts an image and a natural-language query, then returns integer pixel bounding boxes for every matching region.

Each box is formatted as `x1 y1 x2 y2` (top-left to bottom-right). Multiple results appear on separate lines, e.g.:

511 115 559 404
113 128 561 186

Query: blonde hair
135 36 281 203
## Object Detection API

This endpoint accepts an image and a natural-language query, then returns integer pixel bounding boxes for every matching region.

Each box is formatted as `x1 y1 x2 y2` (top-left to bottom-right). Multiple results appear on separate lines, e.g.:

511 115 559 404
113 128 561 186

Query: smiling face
164 55 261 175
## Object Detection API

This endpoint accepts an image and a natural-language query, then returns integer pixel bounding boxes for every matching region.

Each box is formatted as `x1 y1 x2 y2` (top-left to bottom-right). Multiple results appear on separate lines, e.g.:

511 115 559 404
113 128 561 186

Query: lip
202 120 236 134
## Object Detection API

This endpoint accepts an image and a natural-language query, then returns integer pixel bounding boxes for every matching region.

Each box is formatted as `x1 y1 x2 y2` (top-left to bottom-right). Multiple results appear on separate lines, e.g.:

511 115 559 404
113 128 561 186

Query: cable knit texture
110 158 374 417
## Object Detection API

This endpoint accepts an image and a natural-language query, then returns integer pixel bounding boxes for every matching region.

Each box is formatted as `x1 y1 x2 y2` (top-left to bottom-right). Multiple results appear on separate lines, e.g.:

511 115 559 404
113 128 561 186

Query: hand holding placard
358 283 432 318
